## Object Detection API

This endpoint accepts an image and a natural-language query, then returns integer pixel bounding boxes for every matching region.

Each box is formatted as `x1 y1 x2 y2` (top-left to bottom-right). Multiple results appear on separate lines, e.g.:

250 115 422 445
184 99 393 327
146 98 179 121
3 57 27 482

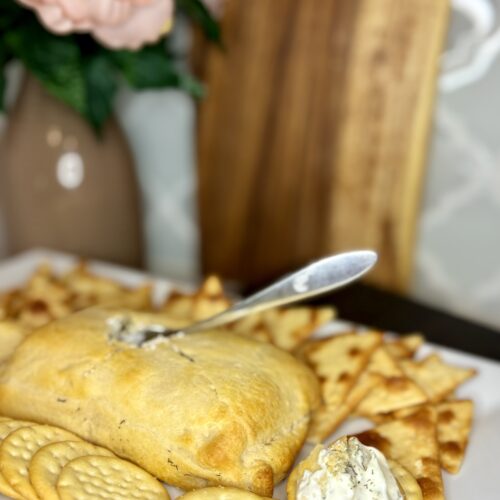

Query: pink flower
16 0 175 50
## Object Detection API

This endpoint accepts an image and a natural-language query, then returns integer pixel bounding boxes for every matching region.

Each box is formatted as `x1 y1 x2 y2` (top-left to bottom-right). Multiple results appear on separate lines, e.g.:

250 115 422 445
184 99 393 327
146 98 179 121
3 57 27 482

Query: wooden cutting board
196 0 449 292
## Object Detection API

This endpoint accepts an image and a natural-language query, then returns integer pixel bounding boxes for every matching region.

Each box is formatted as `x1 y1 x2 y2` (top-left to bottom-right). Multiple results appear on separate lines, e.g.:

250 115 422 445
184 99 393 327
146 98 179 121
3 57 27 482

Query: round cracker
0 418 35 499
30 440 115 500
57 455 170 500
0 424 80 500
179 486 273 499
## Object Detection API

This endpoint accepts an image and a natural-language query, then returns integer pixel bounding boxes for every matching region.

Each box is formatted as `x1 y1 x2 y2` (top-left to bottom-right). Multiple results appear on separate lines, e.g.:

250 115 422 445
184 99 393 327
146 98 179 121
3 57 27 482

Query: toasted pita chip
63 262 153 311
0 293 9 321
228 307 335 350
385 334 425 359
23 265 73 325
0 290 25 322
192 275 231 320
107 284 153 310
309 372 382 443
226 314 273 343
259 307 335 351
300 332 383 442
364 407 414 425
4 265 71 329
300 331 384 404
63 262 124 298
355 347 428 416
436 400 473 474
400 354 476 403
163 276 231 324
199 275 225 296
355 406 444 500
163 278 333 350
360 399 474 475
0 262 153 330
0 322 29 363
367 346 406 377
161 291 198 325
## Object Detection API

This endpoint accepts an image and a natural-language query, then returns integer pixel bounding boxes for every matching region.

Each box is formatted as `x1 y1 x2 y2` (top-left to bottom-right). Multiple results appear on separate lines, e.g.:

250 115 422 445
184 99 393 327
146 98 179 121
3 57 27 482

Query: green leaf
0 0 25 31
83 54 118 133
5 21 86 116
176 0 222 45
0 0 214 131
110 43 204 97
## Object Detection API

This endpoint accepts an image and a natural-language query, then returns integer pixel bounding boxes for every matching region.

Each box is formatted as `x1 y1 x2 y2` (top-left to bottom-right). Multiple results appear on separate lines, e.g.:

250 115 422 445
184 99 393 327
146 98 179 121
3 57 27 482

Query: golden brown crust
0 322 29 364
0 307 319 497
178 486 273 499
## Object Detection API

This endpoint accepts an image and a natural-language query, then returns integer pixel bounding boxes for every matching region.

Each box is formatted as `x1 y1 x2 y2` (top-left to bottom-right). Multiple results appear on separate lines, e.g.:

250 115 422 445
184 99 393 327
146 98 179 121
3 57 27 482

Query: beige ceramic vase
0 75 143 267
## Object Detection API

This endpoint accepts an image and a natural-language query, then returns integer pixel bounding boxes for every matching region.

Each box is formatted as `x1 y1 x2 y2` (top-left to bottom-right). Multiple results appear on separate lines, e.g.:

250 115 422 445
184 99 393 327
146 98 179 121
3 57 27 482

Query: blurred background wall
414 0 500 330
1 0 500 330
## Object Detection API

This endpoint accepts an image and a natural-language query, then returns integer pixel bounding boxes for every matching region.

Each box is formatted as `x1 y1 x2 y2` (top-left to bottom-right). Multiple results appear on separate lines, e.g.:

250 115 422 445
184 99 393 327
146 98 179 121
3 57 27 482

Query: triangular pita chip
227 314 273 343
299 331 383 442
361 399 474 475
355 406 444 500
385 334 425 359
63 262 153 311
162 276 231 324
436 400 474 474
17 264 72 328
191 276 232 320
251 306 335 351
309 372 382 443
0 262 153 330
400 354 476 403
355 347 428 416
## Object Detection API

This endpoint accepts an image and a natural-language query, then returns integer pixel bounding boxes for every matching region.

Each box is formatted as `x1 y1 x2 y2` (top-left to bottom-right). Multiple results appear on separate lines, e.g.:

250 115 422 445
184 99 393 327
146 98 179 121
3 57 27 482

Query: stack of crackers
0 264 478 500
0 418 169 499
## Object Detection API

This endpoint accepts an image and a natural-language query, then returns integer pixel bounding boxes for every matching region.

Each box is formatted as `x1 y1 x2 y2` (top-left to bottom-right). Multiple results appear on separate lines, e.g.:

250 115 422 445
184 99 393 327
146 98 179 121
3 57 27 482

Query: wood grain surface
197 0 449 291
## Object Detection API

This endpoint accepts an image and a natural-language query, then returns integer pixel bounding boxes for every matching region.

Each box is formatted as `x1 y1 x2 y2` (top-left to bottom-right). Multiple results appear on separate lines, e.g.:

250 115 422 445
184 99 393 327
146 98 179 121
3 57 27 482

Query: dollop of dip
106 315 182 348
297 437 403 500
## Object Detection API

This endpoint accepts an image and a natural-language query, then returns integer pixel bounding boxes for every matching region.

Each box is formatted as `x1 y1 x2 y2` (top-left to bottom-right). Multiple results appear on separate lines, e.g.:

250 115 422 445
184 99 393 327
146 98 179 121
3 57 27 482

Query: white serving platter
0 249 498 500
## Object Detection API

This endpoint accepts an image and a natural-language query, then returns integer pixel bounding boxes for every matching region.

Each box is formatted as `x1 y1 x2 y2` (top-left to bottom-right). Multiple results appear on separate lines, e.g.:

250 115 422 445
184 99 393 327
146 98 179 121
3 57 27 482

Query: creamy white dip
107 316 171 346
297 437 403 500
